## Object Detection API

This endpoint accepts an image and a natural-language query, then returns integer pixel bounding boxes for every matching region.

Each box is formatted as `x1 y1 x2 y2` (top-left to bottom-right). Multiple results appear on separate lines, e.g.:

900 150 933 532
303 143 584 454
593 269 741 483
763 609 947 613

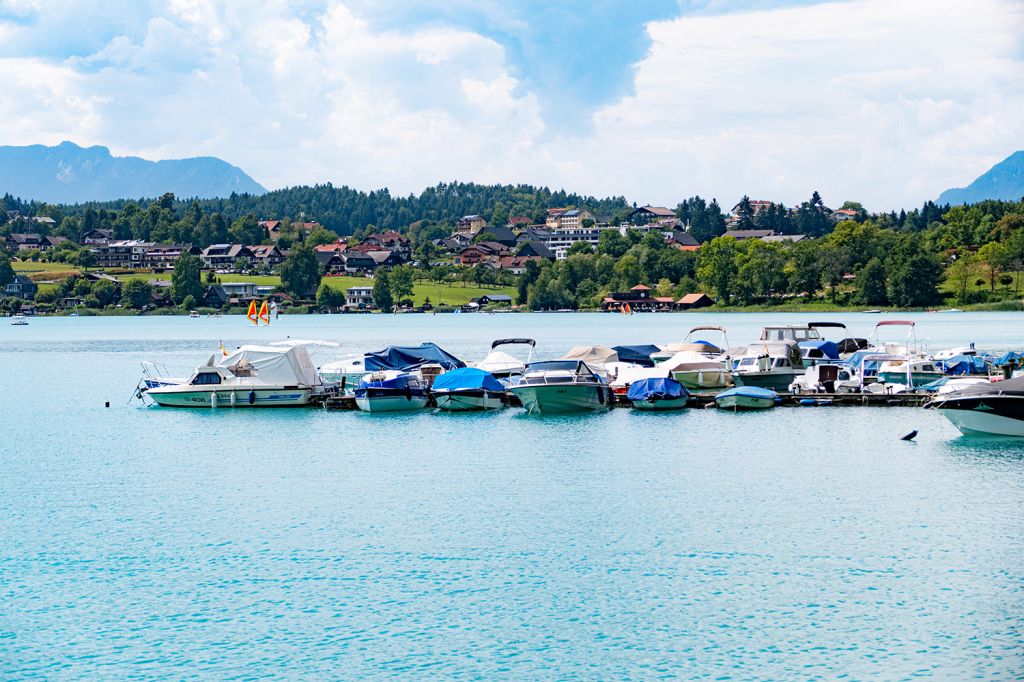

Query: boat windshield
761 326 820 342
191 371 222 385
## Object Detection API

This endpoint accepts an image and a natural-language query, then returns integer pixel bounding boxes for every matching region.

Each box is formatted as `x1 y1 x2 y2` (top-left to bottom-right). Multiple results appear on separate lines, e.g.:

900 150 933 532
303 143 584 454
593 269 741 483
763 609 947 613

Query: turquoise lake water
2 312 1023 678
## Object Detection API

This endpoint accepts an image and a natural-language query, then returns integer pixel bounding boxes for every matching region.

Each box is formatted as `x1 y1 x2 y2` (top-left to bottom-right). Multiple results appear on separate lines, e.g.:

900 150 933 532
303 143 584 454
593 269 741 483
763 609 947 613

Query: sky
0 0 1022 210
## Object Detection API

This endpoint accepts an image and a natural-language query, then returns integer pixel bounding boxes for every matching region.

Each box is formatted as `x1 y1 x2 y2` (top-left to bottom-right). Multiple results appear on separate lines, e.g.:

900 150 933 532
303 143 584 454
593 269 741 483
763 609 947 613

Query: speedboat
144 345 325 407
475 338 535 381
731 341 804 392
789 363 859 394
508 360 611 415
189 310 200 318
431 367 506 411
626 377 690 411
354 371 429 412
10 313 28 325
715 386 778 411
926 376 1024 437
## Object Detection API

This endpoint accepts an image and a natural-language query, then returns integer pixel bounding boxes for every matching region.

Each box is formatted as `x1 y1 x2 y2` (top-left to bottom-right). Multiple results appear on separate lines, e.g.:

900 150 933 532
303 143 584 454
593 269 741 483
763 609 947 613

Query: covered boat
145 345 323 407
940 354 991 376
612 344 662 368
799 340 840 362
364 343 465 372
475 338 535 380
661 350 732 390
354 371 429 412
561 345 619 369
509 360 611 415
431 367 506 411
715 386 778 411
626 377 690 411
926 376 1024 437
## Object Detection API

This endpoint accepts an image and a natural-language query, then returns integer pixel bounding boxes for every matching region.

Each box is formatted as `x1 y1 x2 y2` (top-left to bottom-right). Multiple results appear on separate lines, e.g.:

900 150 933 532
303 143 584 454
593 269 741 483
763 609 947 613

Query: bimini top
561 345 618 366
799 340 840 360
627 377 688 401
216 345 320 386
364 343 465 372
612 344 662 367
431 367 505 392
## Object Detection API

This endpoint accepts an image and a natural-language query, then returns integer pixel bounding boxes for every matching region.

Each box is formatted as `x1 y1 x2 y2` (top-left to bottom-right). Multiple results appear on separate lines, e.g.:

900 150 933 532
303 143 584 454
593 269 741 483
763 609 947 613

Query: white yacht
731 340 805 392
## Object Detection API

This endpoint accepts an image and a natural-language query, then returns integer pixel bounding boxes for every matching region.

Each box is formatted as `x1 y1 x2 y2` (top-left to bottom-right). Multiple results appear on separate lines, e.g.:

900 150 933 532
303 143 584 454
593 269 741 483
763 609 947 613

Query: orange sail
258 300 270 325
247 300 258 325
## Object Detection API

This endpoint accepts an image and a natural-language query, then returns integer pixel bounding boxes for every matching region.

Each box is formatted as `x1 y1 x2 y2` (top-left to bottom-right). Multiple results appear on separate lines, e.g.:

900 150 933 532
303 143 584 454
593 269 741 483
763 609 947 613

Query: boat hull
933 396 1024 437
433 389 505 412
732 371 798 392
510 384 610 415
147 386 313 407
354 389 429 412
671 368 731 390
631 396 689 411
878 371 944 387
716 394 776 410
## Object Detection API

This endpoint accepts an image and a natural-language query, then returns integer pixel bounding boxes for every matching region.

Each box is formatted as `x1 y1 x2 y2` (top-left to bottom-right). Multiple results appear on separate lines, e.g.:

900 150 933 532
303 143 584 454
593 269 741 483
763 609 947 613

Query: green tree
181 294 196 311
946 252 979 304
886 237 941 308
372 270 394 312
306 226 339 247
596 229 630 258
72 249 96 270
696 236 739 304
229 214 266 245
122 279 153 309
567 241 594 256
390 265 415 304
977 241 1010 292
170 252 204 305
92 279 118 307
518 259 541 305
856 257 888 306
279 243 322 297
0 254 13 288
316 283 344 311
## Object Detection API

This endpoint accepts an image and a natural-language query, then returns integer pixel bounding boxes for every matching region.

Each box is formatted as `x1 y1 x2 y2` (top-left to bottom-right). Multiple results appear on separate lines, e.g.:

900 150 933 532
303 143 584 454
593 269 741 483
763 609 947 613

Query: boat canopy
940 354 990 376
626 377 688 401
561 345 619 366
364 342 465 371
477 350 526 373
357 372 421 390
661 351 725 372
799 340 840 360
216 345 320 386
612 344 662 367
431 367 505 392
660 341 722 355
995 351 1024 366
491 338 536 349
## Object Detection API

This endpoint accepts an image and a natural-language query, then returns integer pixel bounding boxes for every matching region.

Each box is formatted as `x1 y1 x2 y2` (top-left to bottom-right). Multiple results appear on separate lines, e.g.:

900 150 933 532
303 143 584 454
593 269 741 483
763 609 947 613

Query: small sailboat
626 377 690 411
715 386 778 411
431 367 506 411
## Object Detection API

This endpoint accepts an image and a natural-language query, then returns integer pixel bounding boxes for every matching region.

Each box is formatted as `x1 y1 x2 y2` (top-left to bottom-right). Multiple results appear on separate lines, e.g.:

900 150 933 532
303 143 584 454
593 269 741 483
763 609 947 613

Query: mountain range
0 141 266 204
937 151 1024 205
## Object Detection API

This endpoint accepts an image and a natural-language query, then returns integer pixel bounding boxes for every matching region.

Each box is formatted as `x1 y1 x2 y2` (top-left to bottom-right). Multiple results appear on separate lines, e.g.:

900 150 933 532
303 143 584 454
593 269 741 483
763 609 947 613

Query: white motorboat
319 354 368 392
509 360 611 415
927 376 1024 437
10 313 28 325
715 386 778 411
144 345 325 407
877 357 944 387
475 338 536 381
789 363 859 394
731 341 805 393
662 350 733 390
354 371 429 412
431 367 506 411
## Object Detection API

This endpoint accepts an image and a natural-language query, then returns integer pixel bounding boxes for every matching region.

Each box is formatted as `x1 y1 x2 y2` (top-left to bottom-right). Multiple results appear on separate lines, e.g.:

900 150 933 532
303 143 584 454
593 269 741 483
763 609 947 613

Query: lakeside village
2 190 1024 315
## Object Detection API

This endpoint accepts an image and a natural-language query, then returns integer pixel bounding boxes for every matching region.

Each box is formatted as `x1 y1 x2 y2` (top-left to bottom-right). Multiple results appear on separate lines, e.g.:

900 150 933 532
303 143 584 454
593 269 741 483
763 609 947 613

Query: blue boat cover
995 351 1024 366
716 386 777 400
940 354 989 376
364 343 466 371
431 367 505 392
691 340 723 352
799 340 840 359
626 377 689 401
613 344 662 367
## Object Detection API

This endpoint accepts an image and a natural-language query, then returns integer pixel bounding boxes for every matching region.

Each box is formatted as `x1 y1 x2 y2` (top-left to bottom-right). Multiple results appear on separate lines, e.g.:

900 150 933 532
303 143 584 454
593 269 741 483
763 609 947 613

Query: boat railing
513 371 601 387
141 361 172 380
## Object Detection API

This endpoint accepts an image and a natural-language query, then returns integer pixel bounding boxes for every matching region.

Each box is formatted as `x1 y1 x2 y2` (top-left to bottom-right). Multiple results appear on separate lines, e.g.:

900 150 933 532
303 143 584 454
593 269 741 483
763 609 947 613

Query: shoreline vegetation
2 185 1024 318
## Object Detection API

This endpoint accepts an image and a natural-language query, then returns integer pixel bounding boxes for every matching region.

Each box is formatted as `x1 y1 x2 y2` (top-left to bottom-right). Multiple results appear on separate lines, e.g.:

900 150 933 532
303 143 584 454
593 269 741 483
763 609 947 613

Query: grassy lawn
12 261 85 273
940 269 1023 296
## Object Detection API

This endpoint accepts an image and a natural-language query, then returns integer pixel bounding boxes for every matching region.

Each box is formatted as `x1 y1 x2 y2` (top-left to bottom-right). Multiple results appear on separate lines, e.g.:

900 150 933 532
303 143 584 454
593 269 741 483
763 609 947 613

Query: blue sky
0 0 1021 209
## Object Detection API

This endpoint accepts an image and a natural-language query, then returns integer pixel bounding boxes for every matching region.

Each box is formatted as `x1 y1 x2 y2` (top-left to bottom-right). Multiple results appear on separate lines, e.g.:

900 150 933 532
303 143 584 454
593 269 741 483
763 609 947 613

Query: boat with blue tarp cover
626 377 690 411
364 343 465 372
431 367 506 411
715 386 778 411
799 339 840 361
939 354 992 376
354 371 429 412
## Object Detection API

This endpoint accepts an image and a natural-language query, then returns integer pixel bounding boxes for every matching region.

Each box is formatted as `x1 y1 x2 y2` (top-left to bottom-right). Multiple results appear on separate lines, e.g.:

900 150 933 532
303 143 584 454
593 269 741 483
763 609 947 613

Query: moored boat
731 340 804 392
10 313 28 325
475 338 535 381
431 367 506 411
626 377 690 411
354 371 429 412
509 360 611 415
715 386 778 411
926 376 1024 437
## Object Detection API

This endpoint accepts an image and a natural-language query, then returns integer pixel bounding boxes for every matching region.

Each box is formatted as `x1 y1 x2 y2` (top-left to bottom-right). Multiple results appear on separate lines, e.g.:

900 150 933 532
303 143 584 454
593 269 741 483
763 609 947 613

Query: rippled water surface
2 312 1023 678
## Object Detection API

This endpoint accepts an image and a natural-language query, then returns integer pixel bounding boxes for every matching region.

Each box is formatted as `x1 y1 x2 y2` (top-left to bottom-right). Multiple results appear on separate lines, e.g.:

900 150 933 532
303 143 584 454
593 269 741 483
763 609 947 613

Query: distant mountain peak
0 141 266 203
937 151 1024 205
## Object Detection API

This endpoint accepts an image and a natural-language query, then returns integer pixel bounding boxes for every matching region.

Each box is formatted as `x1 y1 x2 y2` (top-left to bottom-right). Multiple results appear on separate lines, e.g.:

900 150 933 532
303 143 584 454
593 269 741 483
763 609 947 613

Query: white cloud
0 0 1021 210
